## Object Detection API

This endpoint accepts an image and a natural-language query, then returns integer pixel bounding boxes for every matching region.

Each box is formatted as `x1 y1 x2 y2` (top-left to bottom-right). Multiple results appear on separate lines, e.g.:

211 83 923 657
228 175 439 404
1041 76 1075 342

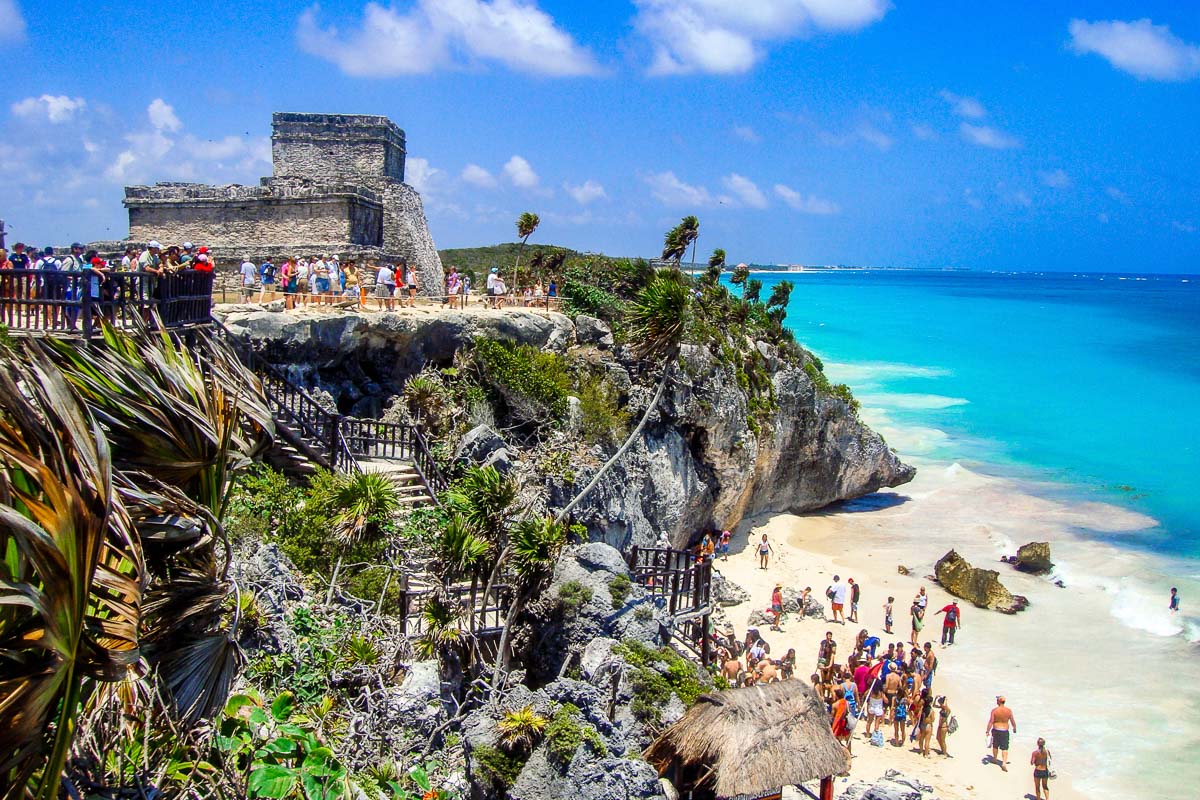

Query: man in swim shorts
986 695 1017 771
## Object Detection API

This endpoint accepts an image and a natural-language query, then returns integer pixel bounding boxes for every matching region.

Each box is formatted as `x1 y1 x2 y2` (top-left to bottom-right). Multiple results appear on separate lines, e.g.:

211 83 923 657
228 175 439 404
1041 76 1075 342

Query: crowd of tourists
0 240 214 329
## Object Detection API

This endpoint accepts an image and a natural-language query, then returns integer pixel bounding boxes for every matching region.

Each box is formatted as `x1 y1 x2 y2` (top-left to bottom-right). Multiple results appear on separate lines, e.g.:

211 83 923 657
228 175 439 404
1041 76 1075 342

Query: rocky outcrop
1015 541 1054 574
934 550 1028 613
711 571 751 606
218 308 914 547
553 341 914 550
835 770 939 800
455 424 514 473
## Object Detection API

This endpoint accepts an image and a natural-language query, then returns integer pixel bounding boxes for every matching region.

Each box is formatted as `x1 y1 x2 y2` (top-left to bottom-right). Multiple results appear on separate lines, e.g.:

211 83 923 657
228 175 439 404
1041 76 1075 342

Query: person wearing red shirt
936 601 961 646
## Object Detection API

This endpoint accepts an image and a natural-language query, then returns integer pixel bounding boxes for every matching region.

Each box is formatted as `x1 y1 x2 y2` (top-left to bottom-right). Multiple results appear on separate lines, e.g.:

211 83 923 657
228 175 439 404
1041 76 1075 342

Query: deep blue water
736 269 1200 558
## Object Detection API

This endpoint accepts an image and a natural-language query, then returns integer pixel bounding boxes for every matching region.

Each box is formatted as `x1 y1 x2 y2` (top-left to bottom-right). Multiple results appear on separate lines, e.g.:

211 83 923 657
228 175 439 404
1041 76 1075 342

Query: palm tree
511 212 540 291
0 351 142 800
0 324 273 795
554 271 690 523
730 263 751 292
661 216 699 275
765 279 794 324
703 248 726 286
489 516 566 697
319 470 402 604
744 278 763 304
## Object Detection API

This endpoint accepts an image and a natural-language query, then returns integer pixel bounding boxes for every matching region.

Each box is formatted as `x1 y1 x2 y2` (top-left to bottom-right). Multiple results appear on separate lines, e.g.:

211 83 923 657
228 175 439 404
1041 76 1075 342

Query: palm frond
509 518 566 583
0 346 143 799
628 274 691 361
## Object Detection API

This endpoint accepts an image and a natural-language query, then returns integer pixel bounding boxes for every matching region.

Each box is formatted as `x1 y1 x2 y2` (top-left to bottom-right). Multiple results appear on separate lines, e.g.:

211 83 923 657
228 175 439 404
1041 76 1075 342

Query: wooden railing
211 317 447 492
0 268 214 337
397 579 512 638
627 545 714 666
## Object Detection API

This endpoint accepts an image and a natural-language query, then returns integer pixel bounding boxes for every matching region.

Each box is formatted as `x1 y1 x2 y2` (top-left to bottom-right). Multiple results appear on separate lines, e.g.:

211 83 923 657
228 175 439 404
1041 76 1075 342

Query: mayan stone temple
123 112 443 291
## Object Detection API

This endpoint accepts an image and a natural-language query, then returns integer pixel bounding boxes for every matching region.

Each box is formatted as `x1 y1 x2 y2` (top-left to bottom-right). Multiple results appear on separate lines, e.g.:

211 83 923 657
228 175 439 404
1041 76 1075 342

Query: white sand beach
717 458 1200 800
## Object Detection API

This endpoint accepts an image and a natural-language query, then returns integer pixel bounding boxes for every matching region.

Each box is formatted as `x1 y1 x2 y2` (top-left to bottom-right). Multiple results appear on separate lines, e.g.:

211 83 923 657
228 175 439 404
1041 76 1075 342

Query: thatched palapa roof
644 681 849 798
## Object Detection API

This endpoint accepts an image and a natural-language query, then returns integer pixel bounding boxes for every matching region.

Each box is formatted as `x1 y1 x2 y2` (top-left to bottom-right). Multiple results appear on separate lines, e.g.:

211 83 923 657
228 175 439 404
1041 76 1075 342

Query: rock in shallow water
1015 541 1054 574
934 550 1027 613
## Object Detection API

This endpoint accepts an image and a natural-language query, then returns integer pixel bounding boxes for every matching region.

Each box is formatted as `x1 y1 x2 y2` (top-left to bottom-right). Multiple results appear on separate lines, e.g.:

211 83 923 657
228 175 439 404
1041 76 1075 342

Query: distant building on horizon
122 112 443 292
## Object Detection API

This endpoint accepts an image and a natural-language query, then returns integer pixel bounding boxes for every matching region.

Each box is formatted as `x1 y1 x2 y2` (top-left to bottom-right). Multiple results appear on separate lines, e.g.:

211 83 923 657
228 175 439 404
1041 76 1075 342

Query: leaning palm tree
703 248 726 285
511 211 540 289
555 272 690 522
662 216 699 276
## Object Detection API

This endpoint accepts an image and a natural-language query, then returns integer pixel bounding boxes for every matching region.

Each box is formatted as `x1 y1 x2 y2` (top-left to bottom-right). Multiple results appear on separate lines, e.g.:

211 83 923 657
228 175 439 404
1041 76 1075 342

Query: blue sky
1 0 1198 272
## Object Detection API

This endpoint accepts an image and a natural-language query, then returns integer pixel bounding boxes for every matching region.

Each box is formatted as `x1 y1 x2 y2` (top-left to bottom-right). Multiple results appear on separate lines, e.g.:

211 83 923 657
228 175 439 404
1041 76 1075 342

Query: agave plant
414 596 463 662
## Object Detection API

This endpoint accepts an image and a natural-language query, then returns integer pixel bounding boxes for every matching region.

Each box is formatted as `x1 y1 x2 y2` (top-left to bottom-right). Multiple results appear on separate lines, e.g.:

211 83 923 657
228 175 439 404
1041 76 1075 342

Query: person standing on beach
817 631 837 684
1031 738 1052 799
936 695 953 757
757 533 773 569
848 578 861 623
986 695 1017 771
1169 587 1180 613
910 601 925 646
828 575 848 624
937 601 962 646
719 529 731 561
770 583 785 631
884 595 895 634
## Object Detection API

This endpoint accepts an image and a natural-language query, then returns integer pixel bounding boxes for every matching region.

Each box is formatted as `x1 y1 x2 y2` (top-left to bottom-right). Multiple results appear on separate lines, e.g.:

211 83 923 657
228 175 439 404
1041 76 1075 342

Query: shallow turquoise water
737 269 1200 557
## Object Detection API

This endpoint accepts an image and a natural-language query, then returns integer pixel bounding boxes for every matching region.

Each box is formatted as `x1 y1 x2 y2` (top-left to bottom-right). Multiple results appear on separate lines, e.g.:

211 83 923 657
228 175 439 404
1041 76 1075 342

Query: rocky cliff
218 307 914 548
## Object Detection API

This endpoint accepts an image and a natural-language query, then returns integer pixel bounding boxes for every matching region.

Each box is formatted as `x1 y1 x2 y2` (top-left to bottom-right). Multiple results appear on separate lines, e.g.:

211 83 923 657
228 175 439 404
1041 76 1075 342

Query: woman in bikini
936 695 953 757
915 688 935 757
1031 738 1052 800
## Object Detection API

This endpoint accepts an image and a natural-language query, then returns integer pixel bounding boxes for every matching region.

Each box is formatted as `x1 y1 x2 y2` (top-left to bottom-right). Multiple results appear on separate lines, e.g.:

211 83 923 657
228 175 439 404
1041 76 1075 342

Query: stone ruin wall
122 113 444 294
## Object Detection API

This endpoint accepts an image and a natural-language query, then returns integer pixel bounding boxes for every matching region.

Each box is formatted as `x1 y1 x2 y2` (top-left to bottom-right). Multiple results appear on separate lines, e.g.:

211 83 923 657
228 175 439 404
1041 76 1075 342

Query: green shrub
612 639 714 723
633 605 653 622
474 337 569 422
544 704 607 765
472 744 526 791
830 383 861 413
557 580 594 614
577 373 630 447
608 574 632 609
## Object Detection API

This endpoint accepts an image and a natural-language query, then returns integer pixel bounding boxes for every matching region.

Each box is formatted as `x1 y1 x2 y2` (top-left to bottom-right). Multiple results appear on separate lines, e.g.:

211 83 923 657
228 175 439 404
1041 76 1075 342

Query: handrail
0 267 214 336
211 316 445 495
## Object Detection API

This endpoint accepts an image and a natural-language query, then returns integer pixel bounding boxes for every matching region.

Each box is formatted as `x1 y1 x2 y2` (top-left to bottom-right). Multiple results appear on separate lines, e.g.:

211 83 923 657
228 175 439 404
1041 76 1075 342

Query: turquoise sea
744 268 1200 560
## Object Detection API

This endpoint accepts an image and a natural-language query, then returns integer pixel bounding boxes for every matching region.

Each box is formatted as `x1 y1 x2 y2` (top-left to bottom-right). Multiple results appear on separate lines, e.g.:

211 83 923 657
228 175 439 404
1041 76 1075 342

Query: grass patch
557 580 594 615
472 744 527 792
608 574 632 609
544 704 607 765
612 639 713 724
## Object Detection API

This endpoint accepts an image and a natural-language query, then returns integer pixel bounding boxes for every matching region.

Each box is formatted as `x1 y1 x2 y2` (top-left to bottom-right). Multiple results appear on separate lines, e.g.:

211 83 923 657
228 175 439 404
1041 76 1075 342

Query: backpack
947 715 958 735
946 607 958 624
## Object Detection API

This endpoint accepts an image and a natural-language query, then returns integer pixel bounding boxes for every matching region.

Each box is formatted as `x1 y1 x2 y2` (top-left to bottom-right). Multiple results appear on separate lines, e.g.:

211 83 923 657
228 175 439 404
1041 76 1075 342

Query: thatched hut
644 681 848 800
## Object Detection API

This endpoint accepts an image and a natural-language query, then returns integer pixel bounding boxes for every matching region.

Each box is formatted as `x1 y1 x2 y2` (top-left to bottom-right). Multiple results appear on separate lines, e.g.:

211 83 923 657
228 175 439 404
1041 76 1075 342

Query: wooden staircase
627 545 714 666
213 318 443 509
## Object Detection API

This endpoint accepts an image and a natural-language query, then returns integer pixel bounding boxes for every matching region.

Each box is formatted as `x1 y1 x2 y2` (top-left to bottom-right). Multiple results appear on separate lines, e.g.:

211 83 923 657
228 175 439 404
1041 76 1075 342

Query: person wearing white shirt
239 256 257 301
828 575 848 625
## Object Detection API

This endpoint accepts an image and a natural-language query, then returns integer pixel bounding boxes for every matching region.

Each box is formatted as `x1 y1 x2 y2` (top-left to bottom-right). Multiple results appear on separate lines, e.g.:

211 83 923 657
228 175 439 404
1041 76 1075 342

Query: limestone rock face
566 343 915 550
711 571 751 606
219 309 914 550
934 550 1027 613
574 315 614 349
1015 541 1054 574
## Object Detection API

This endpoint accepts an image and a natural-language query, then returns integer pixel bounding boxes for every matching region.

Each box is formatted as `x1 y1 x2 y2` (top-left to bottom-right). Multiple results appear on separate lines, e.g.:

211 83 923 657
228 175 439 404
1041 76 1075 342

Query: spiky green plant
439 512 491 583
628 273 691 362
415 597 463 661
496 706 547 754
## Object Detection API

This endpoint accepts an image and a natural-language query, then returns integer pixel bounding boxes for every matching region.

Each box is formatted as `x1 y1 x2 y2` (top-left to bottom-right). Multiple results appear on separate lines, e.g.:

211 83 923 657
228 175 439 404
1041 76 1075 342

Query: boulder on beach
934 550 1027 613
711 571 751 606
1015 541 1054 574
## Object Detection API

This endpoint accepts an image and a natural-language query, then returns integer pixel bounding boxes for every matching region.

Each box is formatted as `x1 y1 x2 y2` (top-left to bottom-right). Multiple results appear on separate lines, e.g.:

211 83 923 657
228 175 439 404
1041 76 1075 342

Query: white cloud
564 179 606 204
1039 168 1071 189
147 99 182 132
645 171 715 207
960 122 1019 150
723 173 767 208
502 155 539 188
461 163 498 188
1097 212 1110 224
634 0 889 75
1173 220 1197 234
0 0 26 43
1105 185 1131 204
774 183 840 214
11 95 86 123
964 188 983 209
939 90 987 119
1010 190 1032 208
856 123 893 151
405 156 442 193
296 0 601 78
911 123 938 141
733 124 761 143
1069 18 1200 81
